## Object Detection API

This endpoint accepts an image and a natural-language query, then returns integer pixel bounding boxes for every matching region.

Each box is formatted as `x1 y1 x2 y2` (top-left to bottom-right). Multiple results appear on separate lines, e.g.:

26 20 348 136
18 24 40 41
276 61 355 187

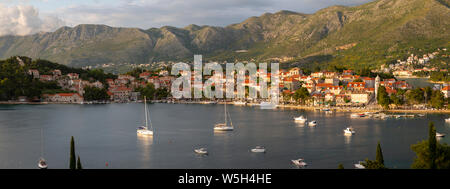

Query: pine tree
76 155 83 169
376 141 384 166
428 122 437 169
70 136 76 169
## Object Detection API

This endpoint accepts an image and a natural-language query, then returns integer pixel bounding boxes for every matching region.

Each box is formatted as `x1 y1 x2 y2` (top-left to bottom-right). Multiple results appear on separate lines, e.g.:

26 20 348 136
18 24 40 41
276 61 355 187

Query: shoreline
1 101 449 114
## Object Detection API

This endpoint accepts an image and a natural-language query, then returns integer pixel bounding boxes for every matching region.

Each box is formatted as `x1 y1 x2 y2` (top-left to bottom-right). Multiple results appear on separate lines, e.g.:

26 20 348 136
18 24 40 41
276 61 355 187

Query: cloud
55 0 372 29
0 0 372 36
0 4 65 36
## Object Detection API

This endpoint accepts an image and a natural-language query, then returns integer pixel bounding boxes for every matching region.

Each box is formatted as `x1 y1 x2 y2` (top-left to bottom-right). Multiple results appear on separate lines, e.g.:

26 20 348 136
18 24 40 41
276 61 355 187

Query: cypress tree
70 136 76 169
76 155 83 169
428 122 437 169
376 141 384 166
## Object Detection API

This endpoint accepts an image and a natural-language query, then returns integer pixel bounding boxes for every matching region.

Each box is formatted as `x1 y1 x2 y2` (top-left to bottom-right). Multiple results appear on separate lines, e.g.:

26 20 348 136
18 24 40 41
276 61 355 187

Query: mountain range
0 0 448 69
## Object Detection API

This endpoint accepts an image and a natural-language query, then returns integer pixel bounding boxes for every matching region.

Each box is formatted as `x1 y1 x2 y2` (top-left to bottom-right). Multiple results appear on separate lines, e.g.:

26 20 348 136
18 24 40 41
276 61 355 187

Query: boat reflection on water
137 133 153 167
344 134 352 145
295 122 306 127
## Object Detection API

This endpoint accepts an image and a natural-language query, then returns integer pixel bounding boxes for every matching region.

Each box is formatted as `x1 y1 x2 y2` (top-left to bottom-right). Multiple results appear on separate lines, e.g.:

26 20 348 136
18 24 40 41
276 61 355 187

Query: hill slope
0 0 448 69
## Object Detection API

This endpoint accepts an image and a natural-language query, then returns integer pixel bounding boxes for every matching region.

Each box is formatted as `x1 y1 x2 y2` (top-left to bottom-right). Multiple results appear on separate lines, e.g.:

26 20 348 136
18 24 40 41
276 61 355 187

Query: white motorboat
291 159 307 167
38 158 47 169
251 146 266 153
308 121 317 126
294 116 307 123
233 101 246 106
137 97 154 135
344 127 355 135
350 113 360 118
354 161 365 169
194 148 208 154
214 102 234 131
260 102 277 109
445 118 450 123
351 113 365 118
436 132 446 137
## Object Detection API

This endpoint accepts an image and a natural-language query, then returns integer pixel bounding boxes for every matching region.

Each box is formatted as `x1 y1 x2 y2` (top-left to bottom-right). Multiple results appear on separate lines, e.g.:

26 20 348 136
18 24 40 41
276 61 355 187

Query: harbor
0 103 449 169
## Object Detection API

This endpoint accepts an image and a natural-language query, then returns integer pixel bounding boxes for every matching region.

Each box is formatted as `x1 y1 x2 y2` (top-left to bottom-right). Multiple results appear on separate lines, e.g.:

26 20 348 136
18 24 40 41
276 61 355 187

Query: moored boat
194 148 208 154
137 97 154 136
354 161 365 169
344 127 355 135
291 159 307 167
308 121 317 126
294 116 307 123
251 146 266 153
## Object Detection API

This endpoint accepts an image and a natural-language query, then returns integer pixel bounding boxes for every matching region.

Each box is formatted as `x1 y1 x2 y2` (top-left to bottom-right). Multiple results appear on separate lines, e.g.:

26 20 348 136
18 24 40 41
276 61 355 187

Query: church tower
375 75 380 102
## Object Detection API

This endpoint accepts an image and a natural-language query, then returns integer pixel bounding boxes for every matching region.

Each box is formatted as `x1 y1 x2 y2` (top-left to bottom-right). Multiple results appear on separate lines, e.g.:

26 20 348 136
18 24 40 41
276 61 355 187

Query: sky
0 0 373 36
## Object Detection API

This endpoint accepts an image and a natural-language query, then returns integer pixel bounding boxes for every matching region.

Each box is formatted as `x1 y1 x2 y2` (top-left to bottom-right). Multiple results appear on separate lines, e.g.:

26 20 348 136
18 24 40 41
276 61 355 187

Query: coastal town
7 54 447 113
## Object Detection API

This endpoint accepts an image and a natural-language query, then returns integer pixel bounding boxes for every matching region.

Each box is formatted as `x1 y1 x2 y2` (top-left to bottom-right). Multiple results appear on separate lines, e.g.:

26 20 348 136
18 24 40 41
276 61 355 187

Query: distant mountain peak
0 0 448 70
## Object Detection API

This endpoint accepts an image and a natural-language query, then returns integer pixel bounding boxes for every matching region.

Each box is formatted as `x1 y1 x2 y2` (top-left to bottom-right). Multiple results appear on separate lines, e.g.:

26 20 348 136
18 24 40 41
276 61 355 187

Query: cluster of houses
105 70 174 102
375 48 448 77
278 68 412 106
27 68 175 103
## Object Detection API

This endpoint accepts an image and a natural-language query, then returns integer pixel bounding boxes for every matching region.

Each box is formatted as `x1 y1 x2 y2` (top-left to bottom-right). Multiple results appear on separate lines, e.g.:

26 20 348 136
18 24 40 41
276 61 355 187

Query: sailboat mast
144 96 148 128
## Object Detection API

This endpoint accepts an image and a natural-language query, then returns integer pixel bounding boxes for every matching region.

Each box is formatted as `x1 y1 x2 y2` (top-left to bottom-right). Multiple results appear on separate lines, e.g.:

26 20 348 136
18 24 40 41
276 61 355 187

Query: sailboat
137 97 154 135
38 129 48 169
214 101 234 131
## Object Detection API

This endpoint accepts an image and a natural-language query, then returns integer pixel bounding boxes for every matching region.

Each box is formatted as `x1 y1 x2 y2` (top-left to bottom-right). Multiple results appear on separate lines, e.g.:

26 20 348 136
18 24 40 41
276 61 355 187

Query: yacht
214 102 234 131
233 101 246 106
260 102 277 109
436 132 446 137
291 159 307 167
294 116 307 123
344 127 355 135
308 121 317 126
137 97 154 135
350 113 364 118
354 161 365 169
194 148 208 154
251 146 266 153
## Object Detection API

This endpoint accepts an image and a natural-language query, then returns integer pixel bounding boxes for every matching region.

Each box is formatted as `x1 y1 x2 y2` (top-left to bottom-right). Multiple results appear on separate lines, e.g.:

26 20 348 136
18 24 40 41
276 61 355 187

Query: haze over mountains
0 0 448 69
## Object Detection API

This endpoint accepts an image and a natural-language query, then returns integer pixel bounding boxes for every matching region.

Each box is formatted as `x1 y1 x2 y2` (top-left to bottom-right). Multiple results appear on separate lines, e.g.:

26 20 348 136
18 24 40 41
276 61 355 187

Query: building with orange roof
442 86 450 98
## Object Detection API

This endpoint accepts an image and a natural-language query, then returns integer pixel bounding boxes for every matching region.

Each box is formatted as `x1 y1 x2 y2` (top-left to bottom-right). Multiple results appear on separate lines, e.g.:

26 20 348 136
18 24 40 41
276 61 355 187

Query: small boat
260 102 277 109
291 159 307 167
233 101 246 106
436 132 446 137
351 113 364 118
308 121 317 126
214 102 234 131
194 148 208 154
445 118 450 123
137 97 154 135
251 146 266 153
294 116 307 123
354 161 365 169
344 127 355 135
38 158 47 169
